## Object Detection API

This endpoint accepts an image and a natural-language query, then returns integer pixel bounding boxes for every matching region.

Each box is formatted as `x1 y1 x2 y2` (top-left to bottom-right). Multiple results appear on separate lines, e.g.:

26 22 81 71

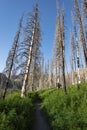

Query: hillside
0 73 22 90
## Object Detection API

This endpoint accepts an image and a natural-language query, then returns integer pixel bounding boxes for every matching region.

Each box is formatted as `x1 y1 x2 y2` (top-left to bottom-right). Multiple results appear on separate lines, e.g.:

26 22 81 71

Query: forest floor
33 97 50 130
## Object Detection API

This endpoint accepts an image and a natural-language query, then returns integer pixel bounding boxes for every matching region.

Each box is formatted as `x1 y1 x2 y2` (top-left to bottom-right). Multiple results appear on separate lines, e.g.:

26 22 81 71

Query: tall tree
2 16 23 99
21 3 41 97
72 12 81 84
54 2 61 87
53 1 66 92
49 58 53 87
82 0 87 18
82 0 87 52
61 8 66 93
44 61 50 88
39 54 44 89
70 31 76 84
74 0 87 66
30 17 41 90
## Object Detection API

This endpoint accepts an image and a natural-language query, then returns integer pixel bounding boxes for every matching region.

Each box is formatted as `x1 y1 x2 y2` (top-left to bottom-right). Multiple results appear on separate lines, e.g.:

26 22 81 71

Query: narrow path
33 99 50 130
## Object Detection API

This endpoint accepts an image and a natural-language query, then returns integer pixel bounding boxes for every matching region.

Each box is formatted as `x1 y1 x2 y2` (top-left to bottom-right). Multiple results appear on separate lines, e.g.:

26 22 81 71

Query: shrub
40 83 87 130
0 92 34 130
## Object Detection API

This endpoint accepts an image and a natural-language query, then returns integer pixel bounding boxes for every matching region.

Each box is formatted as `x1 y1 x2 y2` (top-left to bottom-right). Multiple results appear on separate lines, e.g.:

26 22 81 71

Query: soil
33 99 50 130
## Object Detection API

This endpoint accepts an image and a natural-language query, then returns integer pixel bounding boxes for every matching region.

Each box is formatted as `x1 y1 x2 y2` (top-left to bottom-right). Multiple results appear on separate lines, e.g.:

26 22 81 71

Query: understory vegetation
38 83 87 130
0 91 34 130
0 82 87 130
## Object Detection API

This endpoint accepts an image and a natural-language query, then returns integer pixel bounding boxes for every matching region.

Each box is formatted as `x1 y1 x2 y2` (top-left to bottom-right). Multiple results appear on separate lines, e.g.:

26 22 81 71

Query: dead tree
21 3 41 97
27 21 41 91
82 0 87 17
44 61 50 88
53 2 66 92
54 4 61 88
49 58 54 88
2 16 23 99
82 0 87 53
70 31 76 84
31 19 41 90
74 0 87 66
72 12 81 84
61 8 66 93
39 54 44 89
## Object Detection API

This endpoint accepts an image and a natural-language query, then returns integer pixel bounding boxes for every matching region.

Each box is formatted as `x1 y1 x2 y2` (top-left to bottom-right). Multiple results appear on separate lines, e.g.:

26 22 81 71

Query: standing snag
21 3 41 97
53 2 66 92
61 8 66 93
2 16 23 99
74 0 87 66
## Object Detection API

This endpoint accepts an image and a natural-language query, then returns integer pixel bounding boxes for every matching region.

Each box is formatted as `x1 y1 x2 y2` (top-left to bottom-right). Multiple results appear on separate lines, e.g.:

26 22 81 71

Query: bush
39 83 87 130
0 92 34 130
27 91 37 103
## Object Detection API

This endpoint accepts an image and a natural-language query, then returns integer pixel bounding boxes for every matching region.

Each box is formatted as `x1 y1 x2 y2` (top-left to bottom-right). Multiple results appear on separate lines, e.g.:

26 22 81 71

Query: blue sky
0 0 74 72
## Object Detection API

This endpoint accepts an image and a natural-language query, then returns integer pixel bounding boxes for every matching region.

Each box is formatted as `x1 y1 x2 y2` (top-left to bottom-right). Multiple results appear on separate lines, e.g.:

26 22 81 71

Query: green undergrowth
0 82 87 130
0 91 34 130
38 83 87 130
27 91 37 103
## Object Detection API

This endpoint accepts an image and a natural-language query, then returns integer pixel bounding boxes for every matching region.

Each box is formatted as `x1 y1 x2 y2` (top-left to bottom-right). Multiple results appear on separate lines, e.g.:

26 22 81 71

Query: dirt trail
33 100 50 130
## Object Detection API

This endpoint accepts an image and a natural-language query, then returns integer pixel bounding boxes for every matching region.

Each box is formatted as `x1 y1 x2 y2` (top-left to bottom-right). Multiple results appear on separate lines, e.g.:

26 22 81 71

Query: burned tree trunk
74 0 87 66
54 4 61 88
21 3 41 97
72 12 81 84
39 54 44 89
3 16 23 99
49 59 53 88
61 8 66 93
53 2 66 92
70 31 76 85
